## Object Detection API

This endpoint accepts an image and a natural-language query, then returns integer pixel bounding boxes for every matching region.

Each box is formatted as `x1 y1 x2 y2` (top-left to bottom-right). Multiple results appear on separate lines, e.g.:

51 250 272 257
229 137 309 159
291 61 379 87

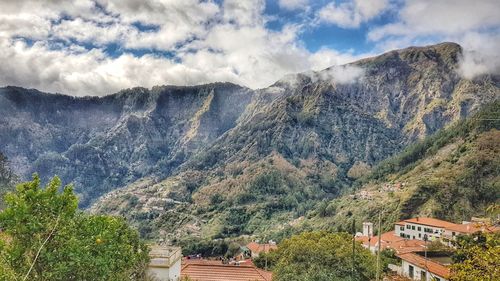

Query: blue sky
0 0 498 96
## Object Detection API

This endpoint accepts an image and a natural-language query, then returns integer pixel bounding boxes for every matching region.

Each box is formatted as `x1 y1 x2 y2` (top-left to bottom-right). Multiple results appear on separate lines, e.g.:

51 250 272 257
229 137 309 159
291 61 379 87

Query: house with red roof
181 258 272 281
398 252 451 281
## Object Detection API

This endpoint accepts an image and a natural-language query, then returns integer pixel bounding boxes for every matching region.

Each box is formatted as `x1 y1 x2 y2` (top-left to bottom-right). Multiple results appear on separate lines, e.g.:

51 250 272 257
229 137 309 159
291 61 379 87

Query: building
395 217 500 243
356 230 426 254
147 246 182 281
246 241 277 258
181 258 272 281
442 221 500 242
394 217 457 241
398 252 451 281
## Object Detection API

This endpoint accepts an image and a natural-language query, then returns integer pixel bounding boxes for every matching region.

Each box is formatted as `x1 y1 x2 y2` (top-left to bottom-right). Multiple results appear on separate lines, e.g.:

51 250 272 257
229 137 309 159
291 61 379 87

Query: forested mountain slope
90 43 499 240
293 101 500 235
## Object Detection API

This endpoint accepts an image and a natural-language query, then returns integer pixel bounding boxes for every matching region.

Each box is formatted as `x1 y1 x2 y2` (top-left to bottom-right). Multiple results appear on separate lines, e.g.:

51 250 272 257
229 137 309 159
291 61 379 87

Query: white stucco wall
401 260 447 281
395 223 444 241
147 257 181 281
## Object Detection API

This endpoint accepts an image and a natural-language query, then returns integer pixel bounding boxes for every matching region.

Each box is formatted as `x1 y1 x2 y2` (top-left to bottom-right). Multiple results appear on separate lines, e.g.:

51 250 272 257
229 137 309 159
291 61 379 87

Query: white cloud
457 32 500 79
368 0 500 79
0 0 368 96
317 65 365 84
318 0 388 28
279 0 309 11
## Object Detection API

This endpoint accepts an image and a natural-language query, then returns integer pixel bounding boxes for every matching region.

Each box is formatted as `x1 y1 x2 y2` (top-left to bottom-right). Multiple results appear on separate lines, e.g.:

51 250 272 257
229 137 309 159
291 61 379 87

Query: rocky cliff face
1 43 498 236
0 83 253 206
89 42 498 240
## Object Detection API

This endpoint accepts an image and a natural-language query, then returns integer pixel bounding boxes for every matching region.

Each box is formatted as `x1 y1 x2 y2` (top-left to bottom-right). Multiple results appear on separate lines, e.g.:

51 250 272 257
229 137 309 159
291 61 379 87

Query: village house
398 252 451 281
180 258 272 281
245 241 278 258
357 217 499 281
147 245 183 281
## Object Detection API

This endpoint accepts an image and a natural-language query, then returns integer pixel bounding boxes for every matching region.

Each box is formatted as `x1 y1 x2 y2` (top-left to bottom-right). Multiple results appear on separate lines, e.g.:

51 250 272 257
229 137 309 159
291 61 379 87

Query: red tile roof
181 260 273 281
246 242 277 255
356 231 425 254
397 217 457 228
397 253 450 279
445 223 500 234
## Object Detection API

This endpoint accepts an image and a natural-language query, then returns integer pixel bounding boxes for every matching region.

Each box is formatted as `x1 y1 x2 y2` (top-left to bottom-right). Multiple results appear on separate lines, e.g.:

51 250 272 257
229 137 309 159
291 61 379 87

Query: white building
394 217 457 241
399 252 450 281
147 246 182 281
395 217 500 243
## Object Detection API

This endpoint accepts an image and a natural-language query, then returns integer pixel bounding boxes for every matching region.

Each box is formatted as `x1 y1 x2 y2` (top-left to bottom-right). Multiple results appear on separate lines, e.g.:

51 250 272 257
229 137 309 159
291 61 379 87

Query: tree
450 232 500 281
272 231 376 281
0 152 16 209
0 175 149 281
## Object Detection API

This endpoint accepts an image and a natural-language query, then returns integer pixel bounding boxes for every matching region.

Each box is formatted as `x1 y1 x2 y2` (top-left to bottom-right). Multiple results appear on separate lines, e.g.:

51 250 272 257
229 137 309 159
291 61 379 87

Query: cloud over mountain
0 0 498 96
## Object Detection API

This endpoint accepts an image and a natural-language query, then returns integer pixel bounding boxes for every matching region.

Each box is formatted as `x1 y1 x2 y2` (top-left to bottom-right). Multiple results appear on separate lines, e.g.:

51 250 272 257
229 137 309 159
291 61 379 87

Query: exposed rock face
1 42 499 224
0 83 253 205
90 42 498 240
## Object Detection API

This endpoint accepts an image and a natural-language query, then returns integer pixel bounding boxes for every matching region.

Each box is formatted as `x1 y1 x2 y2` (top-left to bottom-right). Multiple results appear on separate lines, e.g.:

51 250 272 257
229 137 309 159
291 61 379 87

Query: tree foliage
0 175 149 281
450 232 500 281
272 231 376 281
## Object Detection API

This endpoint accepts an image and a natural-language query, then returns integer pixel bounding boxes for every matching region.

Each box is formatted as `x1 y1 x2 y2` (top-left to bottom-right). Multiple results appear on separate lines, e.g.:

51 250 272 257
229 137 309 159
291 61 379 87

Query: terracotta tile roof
397 217 457 228
181 261 273 281
397 253 450 279
357 231 425 254
445 223 500 234
246 242 277 255
390 239 426 254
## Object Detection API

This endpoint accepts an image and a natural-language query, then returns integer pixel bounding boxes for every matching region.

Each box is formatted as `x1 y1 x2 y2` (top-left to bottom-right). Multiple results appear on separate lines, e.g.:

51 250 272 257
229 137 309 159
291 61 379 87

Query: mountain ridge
86 42 499 241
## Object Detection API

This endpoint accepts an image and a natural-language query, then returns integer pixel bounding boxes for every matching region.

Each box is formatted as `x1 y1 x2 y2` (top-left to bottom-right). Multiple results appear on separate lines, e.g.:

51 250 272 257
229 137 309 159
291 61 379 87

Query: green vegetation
366 101 500 183
0 153 16 209
272 231 376 281
0 175 149 281
299 101 500 234
450 232 500 281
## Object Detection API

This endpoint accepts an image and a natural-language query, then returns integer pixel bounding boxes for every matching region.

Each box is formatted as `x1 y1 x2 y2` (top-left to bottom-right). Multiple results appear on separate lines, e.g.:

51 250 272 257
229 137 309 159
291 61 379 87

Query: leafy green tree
0 175 149 281
272 231 376 281
450 232 500 281
253 250 279 270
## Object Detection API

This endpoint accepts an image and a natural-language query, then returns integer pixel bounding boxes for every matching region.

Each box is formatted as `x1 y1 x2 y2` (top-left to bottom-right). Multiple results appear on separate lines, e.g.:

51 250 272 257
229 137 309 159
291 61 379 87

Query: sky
0 0 499 96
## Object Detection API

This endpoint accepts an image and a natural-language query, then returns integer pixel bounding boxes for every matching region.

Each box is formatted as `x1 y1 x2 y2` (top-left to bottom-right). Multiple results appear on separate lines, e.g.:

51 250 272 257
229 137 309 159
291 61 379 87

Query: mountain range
1 42 498 241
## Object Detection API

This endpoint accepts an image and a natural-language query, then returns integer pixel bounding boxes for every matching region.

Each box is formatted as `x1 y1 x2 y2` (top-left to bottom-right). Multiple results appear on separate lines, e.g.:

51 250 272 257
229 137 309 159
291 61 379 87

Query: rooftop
246 242 277 255
397 252 450 279
356 231 426 254
397 217 458 228
181 259 272 281
445 222 500 234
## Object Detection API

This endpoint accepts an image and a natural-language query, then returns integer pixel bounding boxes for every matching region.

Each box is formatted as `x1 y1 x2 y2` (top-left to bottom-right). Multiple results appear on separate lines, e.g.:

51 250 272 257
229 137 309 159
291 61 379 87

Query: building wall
401 260 447 281
147 258 181 281
169 258 182 280
395 223 444 241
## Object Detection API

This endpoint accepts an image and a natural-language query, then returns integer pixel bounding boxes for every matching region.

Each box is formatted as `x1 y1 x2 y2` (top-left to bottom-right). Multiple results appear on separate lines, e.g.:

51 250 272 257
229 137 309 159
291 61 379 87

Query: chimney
363 222 374 237
416 217 419 221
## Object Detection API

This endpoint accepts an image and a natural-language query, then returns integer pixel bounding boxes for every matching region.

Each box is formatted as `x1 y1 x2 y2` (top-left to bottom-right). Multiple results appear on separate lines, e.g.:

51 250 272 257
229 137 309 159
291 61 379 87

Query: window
413 236 416 239
421 270 426 281
400 226 404 231
406 225 411 230
400 233 405 237
418 226 421 231
452 232 456 236
412 225 415 230
418 233 421 238
409 265 414 278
